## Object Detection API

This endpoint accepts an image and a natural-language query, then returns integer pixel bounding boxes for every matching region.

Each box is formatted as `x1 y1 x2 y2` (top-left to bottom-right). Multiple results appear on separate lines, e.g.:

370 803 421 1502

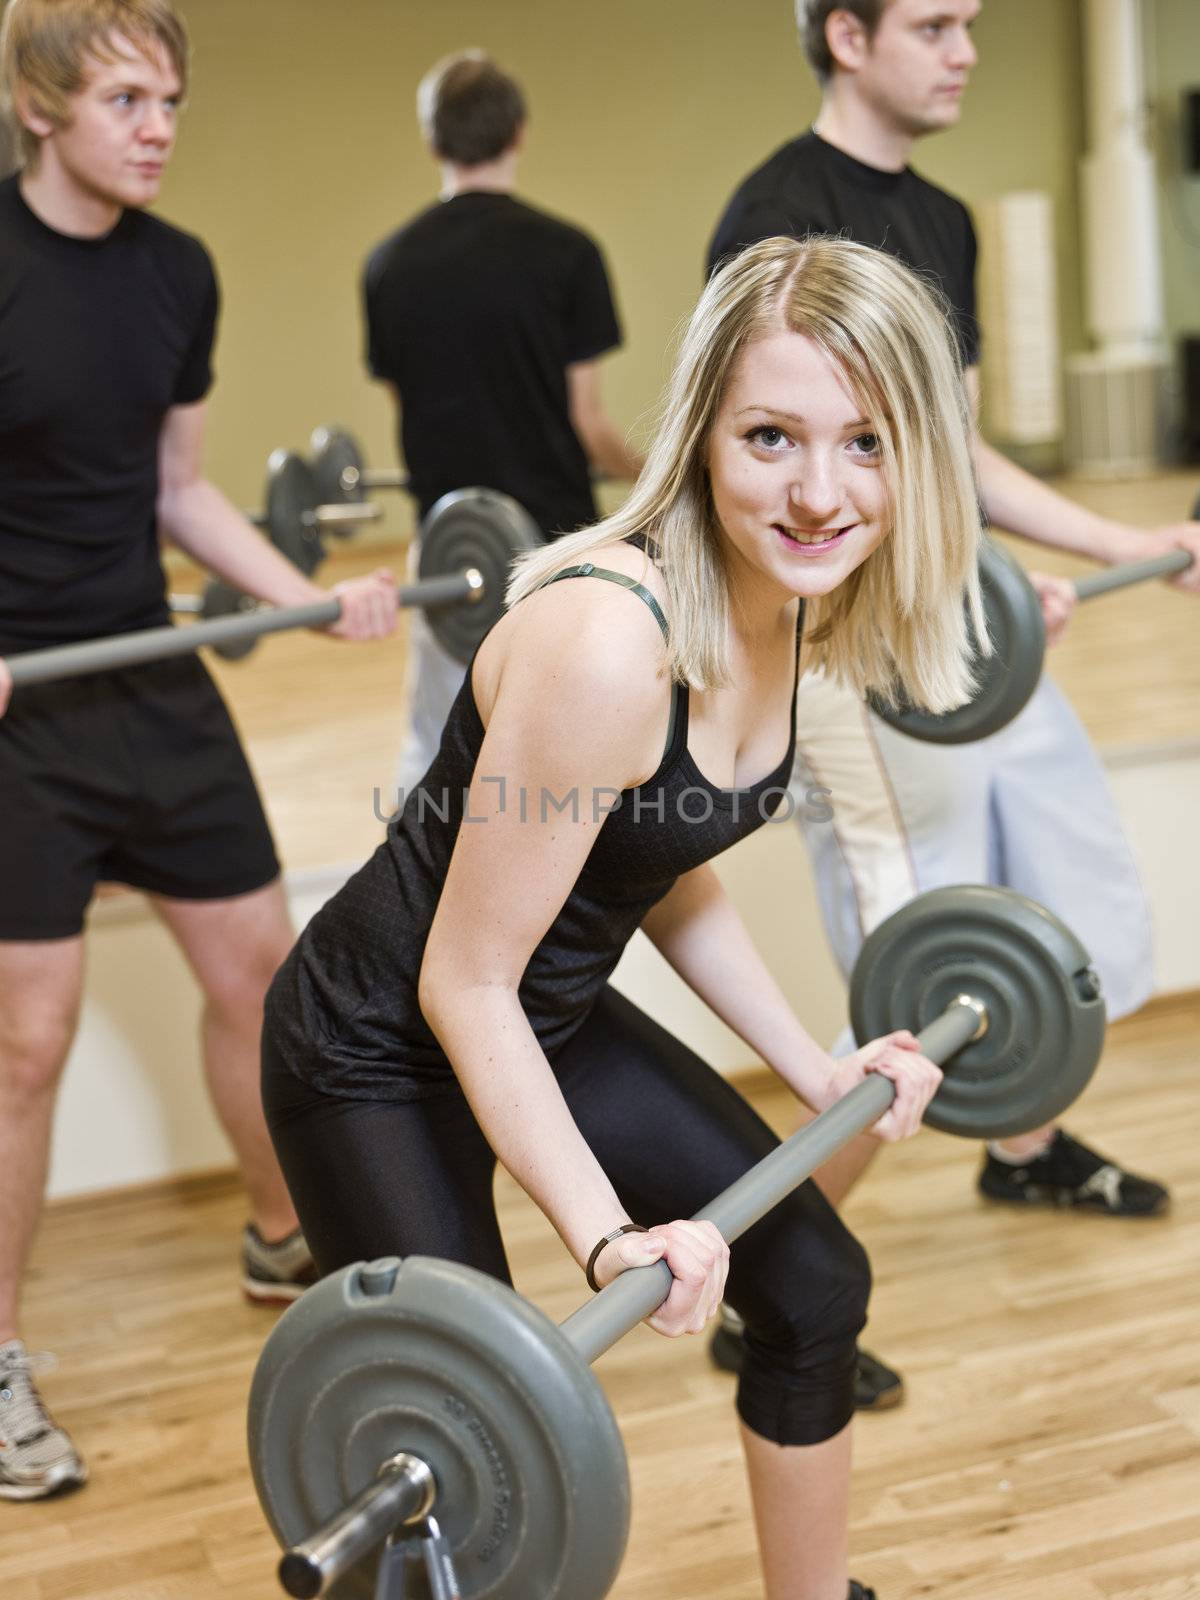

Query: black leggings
262 985 870 1447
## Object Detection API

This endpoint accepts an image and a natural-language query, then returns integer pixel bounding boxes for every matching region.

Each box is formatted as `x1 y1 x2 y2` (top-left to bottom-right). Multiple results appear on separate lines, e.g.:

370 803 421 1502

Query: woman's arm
419 583 726 1325
641 862 940 1141
642 862 833 1104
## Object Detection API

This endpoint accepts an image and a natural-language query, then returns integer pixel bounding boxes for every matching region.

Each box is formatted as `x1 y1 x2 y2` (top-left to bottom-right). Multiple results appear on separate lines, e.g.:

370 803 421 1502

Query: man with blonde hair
705 0 1200 1411
0 0 397 1498
365 49 642 794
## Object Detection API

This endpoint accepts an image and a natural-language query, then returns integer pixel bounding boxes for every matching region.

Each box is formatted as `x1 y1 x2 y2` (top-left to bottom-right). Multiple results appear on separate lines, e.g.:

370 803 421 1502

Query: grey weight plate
310 425 367 512
871 539 1046 744
249 1256 629 1600
419 489 543 664
850 884 1106 1138
199 580 259 660
264 449 326 575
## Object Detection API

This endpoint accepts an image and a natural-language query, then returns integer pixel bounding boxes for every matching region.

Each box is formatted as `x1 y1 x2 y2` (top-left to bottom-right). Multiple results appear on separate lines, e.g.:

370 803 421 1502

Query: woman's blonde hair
508 235 987 714
1 0 188 168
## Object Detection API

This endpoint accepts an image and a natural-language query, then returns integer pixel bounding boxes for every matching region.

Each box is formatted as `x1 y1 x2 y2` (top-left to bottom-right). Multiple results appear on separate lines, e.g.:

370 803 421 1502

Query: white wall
44 745 1200 1200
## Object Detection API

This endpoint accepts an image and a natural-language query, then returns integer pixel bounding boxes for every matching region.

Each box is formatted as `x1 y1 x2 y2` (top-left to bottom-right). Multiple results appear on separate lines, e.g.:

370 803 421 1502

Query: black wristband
585 1224 648 1292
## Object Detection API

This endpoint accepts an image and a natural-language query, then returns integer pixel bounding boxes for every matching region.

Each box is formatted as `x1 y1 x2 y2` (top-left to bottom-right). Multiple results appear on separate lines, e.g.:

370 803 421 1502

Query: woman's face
707 329 890 600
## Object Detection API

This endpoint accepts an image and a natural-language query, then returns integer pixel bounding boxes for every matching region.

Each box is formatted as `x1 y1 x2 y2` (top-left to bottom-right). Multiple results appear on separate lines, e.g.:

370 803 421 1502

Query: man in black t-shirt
0 0 398 1499
706 0 1200 1409
363 50 643 793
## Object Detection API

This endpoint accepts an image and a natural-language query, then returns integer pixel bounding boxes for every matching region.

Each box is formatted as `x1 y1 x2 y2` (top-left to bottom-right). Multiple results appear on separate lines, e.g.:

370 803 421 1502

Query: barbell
247 449 385 573
871 520 1196 745
169 450 385 662
310 425 405 507
248 882 1106 1600
1 486 541 693
308 425 612 513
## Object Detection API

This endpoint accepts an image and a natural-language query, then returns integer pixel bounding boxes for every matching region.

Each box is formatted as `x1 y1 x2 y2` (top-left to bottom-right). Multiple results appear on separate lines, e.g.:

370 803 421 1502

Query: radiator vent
1063 351 1169 478
977 192 1062 447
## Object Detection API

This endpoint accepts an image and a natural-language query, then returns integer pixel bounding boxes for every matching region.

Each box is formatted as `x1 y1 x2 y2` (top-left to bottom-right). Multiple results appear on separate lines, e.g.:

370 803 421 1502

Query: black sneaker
709 1311 904 1411
848 1583 877 1599
709 1316 745 1375
241 1224 320 1305
854 1347 904 1411
978 1130 1170 1217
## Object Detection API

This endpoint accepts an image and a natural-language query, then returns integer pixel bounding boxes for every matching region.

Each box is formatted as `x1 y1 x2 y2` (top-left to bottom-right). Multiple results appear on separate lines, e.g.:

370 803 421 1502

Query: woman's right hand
591 1219 730 1337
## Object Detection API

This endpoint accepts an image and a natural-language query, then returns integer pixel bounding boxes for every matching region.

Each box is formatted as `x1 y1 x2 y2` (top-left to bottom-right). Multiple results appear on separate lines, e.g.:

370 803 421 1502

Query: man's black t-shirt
0 175 217 653
364 191 622 540
707 131 980 367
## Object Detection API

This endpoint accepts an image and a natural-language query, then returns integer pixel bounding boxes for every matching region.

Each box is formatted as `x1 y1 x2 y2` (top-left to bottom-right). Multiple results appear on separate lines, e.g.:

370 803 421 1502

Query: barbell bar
2 571 484 692
249 883 1107 1600
1072 546 1193 598
871 525 1196 746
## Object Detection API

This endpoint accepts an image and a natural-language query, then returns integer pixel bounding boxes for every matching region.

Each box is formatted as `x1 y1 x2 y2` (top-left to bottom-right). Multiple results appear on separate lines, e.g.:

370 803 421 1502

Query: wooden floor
6 998 1199 1599
168 467 1200 874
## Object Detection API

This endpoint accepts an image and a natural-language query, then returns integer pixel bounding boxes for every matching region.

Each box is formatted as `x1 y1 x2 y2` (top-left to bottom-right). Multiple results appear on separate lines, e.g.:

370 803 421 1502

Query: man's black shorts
0 655 281 940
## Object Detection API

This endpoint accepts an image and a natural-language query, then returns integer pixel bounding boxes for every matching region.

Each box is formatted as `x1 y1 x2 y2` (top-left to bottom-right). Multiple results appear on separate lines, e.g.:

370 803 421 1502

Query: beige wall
149 0 1091 507
8 2 1198 486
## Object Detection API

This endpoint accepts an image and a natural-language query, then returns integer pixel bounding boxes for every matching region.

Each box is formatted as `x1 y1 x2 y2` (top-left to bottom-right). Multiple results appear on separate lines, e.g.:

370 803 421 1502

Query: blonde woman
263 236 981 1600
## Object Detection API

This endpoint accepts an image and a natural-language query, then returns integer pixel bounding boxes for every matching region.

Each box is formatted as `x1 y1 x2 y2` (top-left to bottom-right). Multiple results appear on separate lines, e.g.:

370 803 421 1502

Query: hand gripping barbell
869 521 1195 745
248 882 1106 1600
1 488 542 694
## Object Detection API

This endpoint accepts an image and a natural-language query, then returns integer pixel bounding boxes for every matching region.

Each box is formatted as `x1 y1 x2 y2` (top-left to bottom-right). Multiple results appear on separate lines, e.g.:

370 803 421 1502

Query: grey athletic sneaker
241 1224 319 1305
0 1341 88 1500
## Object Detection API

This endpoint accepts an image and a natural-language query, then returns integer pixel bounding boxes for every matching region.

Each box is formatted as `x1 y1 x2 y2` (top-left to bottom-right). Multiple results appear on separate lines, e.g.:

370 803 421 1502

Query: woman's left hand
813 1030 943 1142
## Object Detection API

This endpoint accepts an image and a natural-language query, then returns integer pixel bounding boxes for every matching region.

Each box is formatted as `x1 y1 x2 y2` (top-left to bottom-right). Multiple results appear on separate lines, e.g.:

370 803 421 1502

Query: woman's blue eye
748 425 787 449
851 432 880 456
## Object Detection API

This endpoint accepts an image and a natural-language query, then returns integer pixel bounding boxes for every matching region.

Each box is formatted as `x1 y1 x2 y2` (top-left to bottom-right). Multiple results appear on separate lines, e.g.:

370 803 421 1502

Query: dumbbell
871 522 1195 745
2 486 541 692
248 883 1106 1600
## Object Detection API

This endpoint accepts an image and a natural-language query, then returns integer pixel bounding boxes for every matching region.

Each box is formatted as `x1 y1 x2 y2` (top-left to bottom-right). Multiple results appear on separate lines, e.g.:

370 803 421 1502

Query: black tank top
268 561 803 1101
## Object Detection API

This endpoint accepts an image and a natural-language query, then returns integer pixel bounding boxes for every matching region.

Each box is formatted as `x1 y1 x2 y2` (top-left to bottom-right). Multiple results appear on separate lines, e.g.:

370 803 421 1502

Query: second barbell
2 486 541 693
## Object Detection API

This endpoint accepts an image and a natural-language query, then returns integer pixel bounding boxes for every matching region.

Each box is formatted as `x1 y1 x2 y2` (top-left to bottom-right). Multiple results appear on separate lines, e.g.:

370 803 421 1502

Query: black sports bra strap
546 563 670 644
543 563 680 765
